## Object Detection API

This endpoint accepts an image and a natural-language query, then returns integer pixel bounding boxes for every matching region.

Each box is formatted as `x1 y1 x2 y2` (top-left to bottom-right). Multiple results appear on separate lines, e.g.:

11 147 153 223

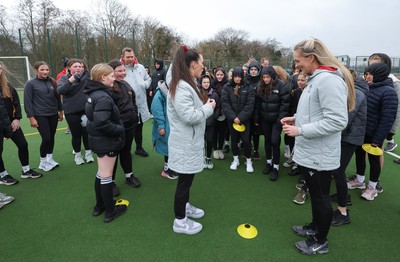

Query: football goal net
0 56 35 89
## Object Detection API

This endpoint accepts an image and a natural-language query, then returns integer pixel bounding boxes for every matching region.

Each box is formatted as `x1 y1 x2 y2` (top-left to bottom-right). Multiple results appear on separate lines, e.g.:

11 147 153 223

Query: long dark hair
169 46 206 102
257 76 277 96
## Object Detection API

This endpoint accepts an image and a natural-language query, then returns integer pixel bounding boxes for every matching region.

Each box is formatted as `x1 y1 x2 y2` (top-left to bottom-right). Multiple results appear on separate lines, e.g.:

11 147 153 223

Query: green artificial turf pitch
1 91 400 261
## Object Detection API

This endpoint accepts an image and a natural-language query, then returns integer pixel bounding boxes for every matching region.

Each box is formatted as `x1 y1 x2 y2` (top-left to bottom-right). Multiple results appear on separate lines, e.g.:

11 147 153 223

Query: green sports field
1 91 400 261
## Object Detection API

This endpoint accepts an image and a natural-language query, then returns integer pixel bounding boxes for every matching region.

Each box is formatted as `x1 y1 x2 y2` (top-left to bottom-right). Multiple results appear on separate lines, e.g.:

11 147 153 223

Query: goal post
0 56 35 89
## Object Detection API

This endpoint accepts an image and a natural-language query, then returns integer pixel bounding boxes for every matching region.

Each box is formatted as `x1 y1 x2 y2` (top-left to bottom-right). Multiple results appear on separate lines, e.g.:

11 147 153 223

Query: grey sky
4 0 399 56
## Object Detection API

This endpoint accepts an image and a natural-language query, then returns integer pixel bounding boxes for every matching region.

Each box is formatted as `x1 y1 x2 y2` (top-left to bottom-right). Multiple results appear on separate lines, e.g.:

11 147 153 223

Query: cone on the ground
237 223 258 239
116 199 129 207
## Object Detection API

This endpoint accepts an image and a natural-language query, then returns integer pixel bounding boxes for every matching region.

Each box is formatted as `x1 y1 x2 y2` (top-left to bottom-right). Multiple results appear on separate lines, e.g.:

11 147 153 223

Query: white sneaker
0 192 14 208
218 150 225 160
230 161 240 170
361 186 378 201
173 217 202 235
213 150 220 160
85 152 94 163
74 153 85 165
186 202 205 219
39 161 53 172
47 158 59 169
246 161 254 173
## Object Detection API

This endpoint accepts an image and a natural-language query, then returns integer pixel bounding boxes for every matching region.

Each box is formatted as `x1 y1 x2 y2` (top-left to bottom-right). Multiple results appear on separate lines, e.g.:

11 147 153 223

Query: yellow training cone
362 143 383 156
237 223 258 239
116 199 129 207
233 123 246 132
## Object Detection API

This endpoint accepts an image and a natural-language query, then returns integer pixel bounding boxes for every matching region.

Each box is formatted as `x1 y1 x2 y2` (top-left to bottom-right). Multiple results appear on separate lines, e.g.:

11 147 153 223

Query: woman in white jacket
167 45 215 235
282 38 355 255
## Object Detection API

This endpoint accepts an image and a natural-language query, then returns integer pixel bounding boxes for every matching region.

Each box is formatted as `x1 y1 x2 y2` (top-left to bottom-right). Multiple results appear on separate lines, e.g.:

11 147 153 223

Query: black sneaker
104 205 127 223
298 175 305 184
329 193 352 206
376 182 383 193
288 166 301 176
331 209 350 226
92 206 105 216
270 168 279 181
394 158 400 164
263 163 272 175
223 144 230 153
21 169 43 179
294 236 329 255
346 175 357 182
292 223 316 237
0 175 18 185
253 151 260 160
135 148 149 157
112 183 120 197
126 174 141 188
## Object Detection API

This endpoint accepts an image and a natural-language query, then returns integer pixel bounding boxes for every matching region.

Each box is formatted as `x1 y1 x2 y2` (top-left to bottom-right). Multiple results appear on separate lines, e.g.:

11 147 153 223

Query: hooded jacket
57 70 90 114
293 68 348 171
364 63 398 145
150 59 166 94
124 63 152 122
111 80 139 130
245 60 262 90
83 79 125 154
151 81 169 156
341 77 368 146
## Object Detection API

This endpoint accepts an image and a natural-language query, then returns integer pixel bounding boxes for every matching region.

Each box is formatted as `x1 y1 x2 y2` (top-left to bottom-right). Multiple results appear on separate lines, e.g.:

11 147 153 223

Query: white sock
22 165 30 173
387 139 394 143
46 154 53 161
175 217 187 225
75 152 82 156
267 159 272 165
273 164 279 170
0 170 8 178
368 181 378 189
233 155 239 162
125 172 132 178
40 157 47 163
224 141 229 146
246 158 252 164
85 150 92 155
340 210 347 216
356 174 365 183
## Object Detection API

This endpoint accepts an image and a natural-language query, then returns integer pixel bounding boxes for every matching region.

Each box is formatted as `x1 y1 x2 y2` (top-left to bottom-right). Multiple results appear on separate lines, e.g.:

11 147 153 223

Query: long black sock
94 174 104 208
100 176 115 213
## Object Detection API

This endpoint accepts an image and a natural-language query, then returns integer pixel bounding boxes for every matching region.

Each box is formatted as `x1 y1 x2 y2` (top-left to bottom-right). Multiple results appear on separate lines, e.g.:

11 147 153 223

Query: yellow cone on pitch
237 223 258 239
233 123 245 132
116 199 129 207
362 143 383 156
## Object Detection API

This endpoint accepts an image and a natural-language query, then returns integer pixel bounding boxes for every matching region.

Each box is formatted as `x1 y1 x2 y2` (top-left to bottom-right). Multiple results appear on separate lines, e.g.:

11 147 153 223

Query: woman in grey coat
167 46 215 235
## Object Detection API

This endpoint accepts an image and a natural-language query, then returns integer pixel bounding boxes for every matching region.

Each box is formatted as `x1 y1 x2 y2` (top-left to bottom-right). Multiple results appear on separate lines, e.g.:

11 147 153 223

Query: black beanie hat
232 67 244 78
364 63 389 83
261 66 277 80
369 53 392 75
61 57 69 68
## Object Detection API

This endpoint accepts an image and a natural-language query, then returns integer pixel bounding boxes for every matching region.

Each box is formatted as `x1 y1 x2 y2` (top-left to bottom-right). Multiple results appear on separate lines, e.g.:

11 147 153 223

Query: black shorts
97 151 118 158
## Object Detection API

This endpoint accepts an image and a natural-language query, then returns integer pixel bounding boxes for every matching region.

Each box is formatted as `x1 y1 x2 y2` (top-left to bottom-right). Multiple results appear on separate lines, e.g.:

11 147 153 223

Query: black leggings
213 119 227 150
36 115 58 157
250 119 260 152
229 123 251 158
355 136 381 182
284 134 295 152
301 166 333 243
65 112 89 153
113 127 135 178
0 128 29 172
332 142 356 208
261 121 282 165
135 115 144 150
174 173 195 219
205 125 215 158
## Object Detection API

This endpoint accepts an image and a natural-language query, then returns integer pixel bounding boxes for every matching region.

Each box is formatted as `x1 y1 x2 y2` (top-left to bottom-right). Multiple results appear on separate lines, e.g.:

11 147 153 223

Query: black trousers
205 125 215 158
113 127 135 179
213 119 227 150
332 142 356 207
36 115 58 157
0 128 29 172
174 173 195 219
300 166 333 243
229 123 251 158
261 121 282 165
135 115 144 150
355 136 381 182
65 112 89 153
250 119 260 152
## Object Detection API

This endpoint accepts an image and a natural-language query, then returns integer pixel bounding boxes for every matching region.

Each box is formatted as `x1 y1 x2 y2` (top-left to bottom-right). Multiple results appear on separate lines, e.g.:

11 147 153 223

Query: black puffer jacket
150 59 166 94
245 60 262 90
83 79 125 154
221 80 255 124
254 79 290 123
341 77 368 146
0 98 12 138
1 84 22 121
202 87 220 126
111 80 139 130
